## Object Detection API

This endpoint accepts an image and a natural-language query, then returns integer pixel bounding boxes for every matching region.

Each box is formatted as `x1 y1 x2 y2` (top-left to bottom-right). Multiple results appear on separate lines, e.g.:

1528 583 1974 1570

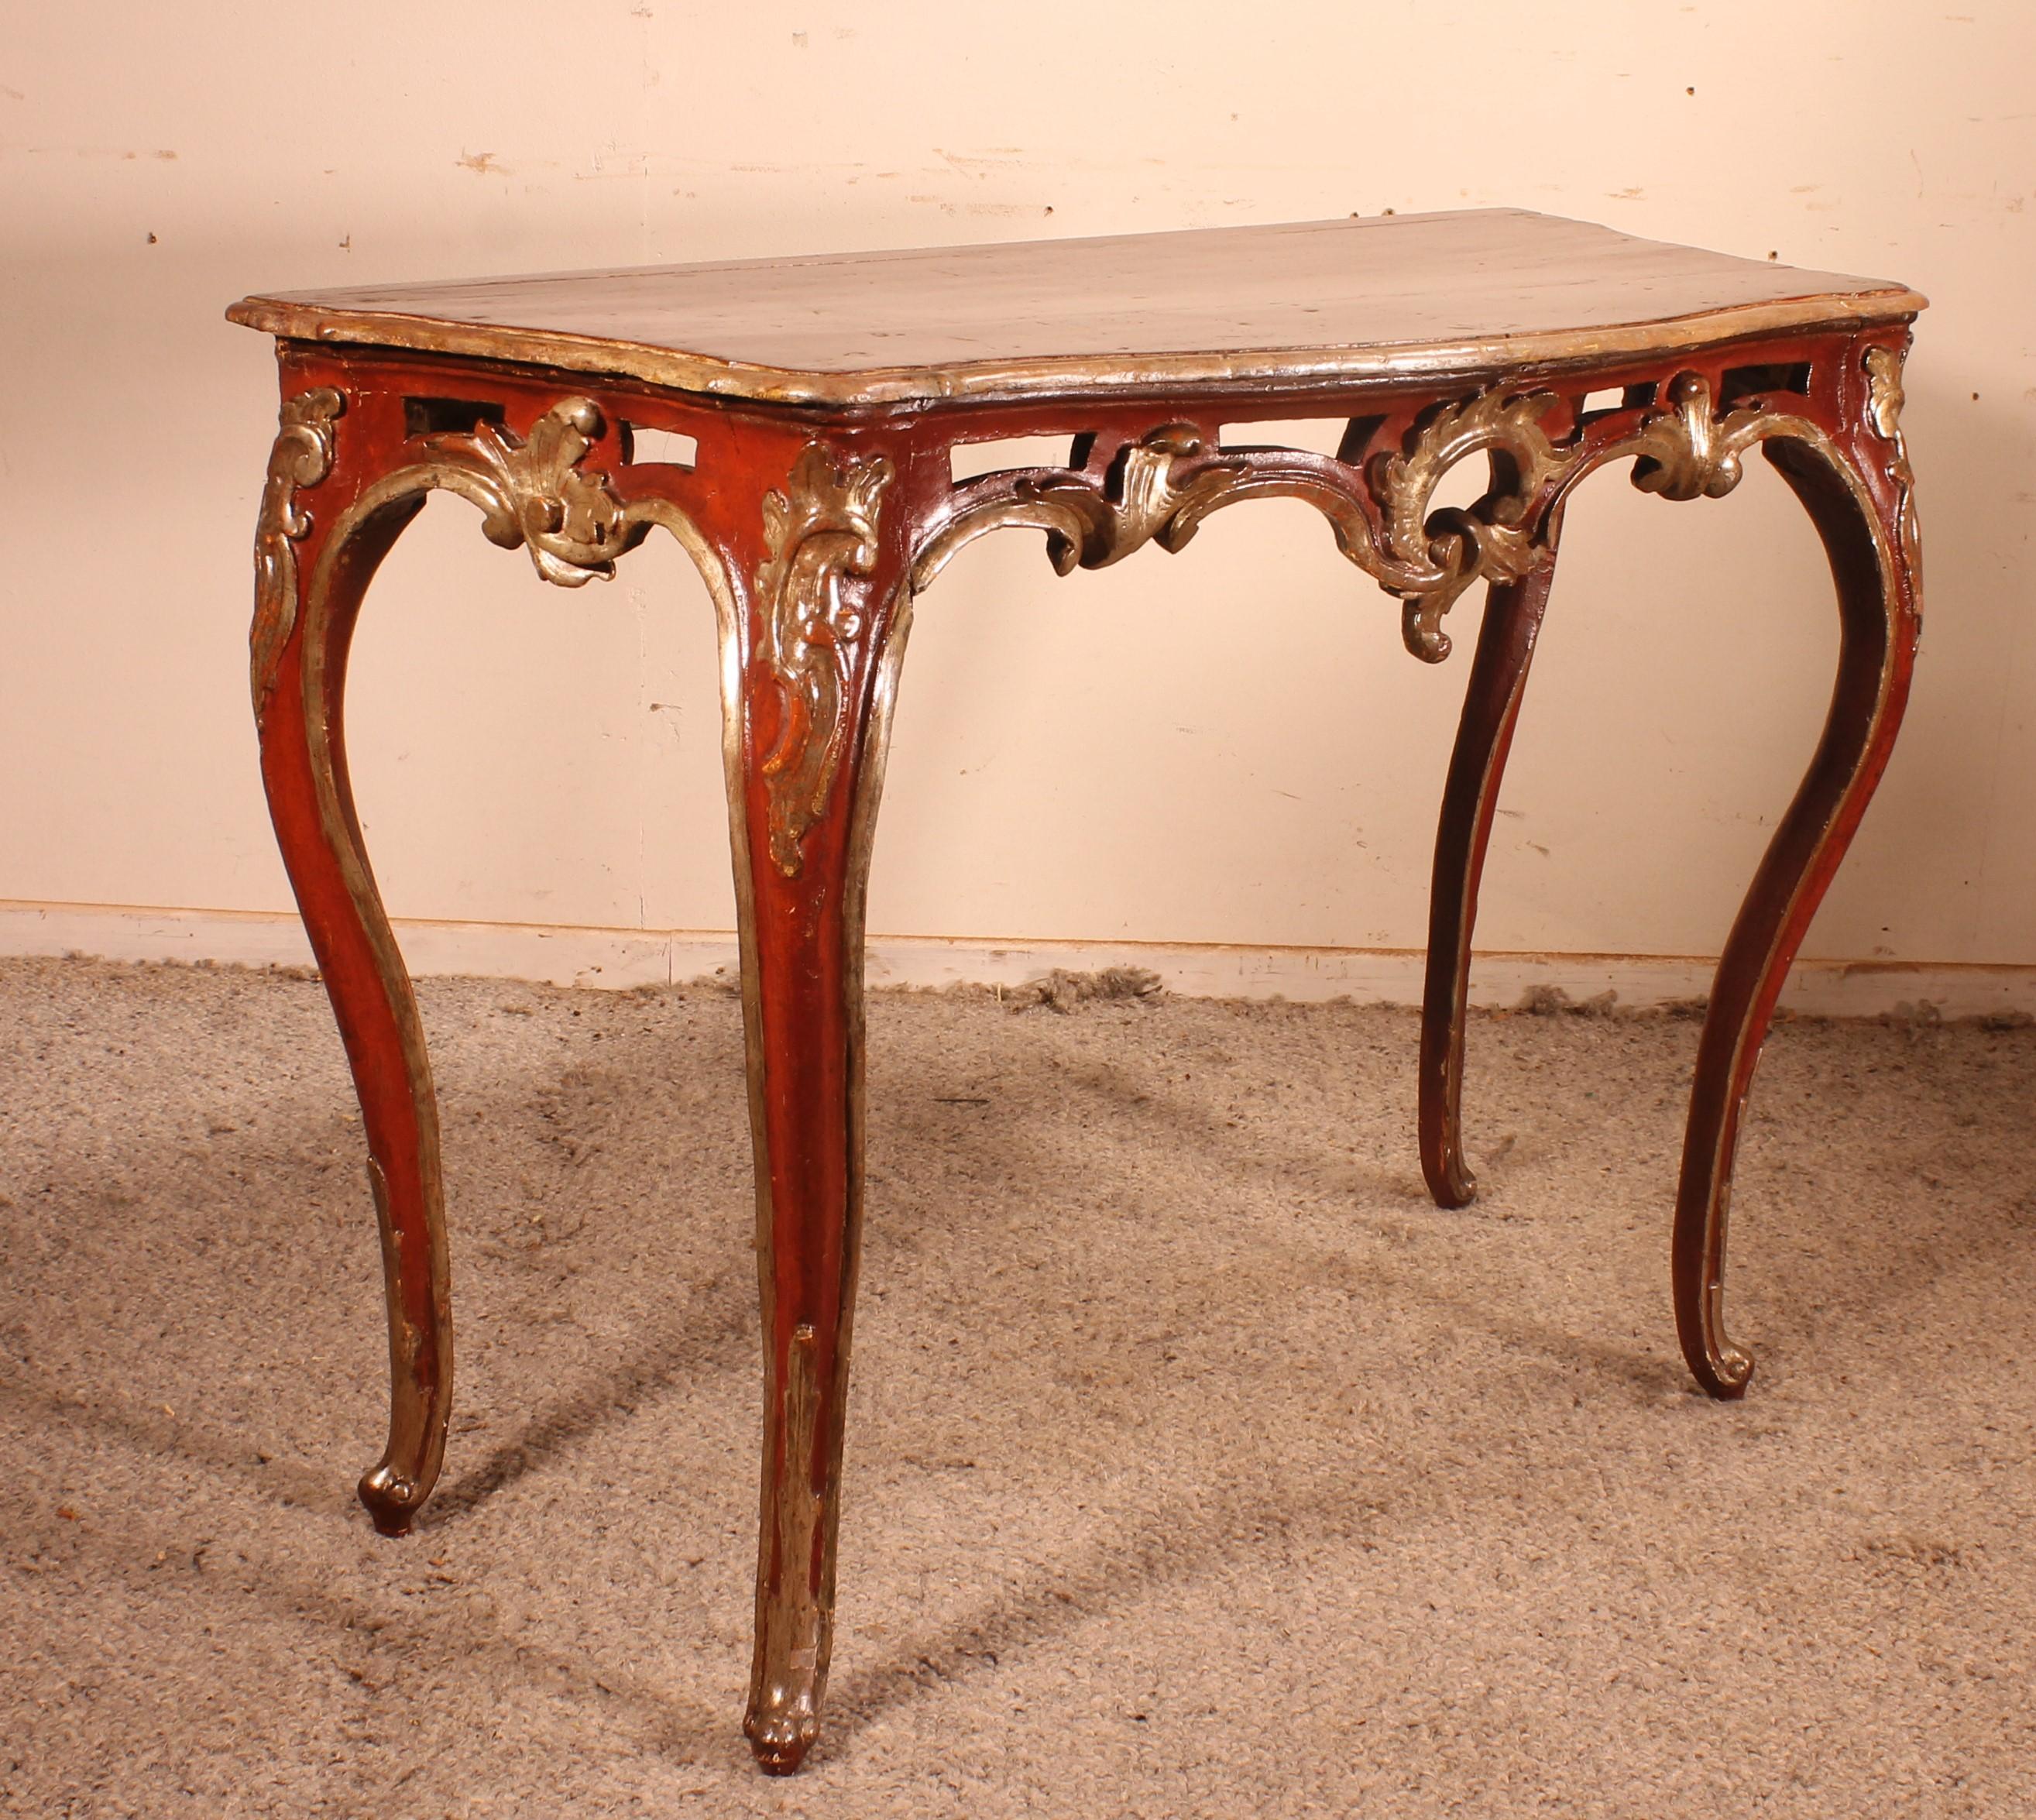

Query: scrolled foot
359 1461 425 1537
1667 356 1919 1397
744 1679 821 1774
1427 1141 1478 1210
1682 1281 1756 1400
1692 1338 1756 1401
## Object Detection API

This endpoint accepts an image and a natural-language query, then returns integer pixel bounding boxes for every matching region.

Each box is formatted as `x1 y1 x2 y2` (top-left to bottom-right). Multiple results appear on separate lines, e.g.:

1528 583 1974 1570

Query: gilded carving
754 443 894 877
424 398 630 586
1626 372 1756 502
1371 390 1568 661
250 386 344 713
249 384 734 1544
913 371 1818 663
1863 344 1922 583
746 1322 826 1770
1016 424 1248 571
912 425 1243 592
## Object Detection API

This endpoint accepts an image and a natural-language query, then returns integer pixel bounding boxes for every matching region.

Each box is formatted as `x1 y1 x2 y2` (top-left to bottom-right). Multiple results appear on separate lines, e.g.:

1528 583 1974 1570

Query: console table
228 210 1924 1771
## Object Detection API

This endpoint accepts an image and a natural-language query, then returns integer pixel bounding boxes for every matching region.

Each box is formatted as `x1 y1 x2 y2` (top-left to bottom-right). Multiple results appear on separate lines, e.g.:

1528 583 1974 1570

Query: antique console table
229 210 1923 1771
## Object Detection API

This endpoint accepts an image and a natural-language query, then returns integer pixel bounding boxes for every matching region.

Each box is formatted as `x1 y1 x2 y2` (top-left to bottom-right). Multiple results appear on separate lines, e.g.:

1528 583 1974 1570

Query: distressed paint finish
752 444 895 875
227 209 1924 408
234 214 1924 1771
1409 345 1924 1401
249 386 343 715
1420 560 1559 1210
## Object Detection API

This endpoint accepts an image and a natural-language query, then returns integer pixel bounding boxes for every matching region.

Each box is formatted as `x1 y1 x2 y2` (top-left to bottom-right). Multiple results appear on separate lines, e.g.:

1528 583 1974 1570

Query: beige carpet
2 955 2032 1818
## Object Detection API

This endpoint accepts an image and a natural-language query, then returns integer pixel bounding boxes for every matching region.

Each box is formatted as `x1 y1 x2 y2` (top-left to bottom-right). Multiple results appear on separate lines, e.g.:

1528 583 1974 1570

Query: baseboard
0 898 2028 1018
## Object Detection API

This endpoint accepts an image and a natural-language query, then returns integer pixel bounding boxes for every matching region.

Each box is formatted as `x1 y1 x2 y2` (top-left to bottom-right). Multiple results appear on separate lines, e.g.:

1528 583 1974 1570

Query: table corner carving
1863 339 1923 583
250 385 345 719
754 442 896 878
447 396 634 585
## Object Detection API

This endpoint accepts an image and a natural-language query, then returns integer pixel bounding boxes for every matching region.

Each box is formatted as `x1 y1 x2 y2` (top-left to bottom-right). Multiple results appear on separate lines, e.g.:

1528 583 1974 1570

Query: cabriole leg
718 438 910 1773
251 386 450 1534
1419 561 1558 1207
1672 355 1922 1396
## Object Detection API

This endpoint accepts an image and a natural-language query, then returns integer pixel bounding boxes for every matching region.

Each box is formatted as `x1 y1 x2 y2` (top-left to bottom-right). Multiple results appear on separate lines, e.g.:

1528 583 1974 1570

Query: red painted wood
253 380 445 1537
245 317 1921 1773
1420 563 1557 1209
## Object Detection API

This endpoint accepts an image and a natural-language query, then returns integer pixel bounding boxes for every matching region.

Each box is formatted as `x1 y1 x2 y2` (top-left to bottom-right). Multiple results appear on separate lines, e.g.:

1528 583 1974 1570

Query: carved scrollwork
422 398 630 586
755 443 894 876
250 386 344 712
1371 390 1568 661
1627 372 1759 503
910 424 1253 592
913 368 1828 664
1863 344 1922 583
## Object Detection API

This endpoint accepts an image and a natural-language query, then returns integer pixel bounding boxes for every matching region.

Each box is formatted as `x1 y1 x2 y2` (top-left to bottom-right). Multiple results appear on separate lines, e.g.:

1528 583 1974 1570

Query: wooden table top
228 209 1923 410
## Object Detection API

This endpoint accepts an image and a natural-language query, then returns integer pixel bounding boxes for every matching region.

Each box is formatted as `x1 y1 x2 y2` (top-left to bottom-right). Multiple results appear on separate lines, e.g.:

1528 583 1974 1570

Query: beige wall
4 2 2034 991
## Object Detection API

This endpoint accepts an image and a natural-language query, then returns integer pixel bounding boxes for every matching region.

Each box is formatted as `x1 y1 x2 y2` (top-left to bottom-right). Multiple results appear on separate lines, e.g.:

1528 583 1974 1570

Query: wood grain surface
228 210 1924 408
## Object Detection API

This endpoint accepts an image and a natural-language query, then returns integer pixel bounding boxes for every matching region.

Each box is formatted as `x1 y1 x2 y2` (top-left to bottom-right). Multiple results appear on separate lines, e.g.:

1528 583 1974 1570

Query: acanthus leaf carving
1863 343 1922 589
424 397 630 586
755 443 894 877
1370 389 1567 662
256 385 733 738
913 368 1826 665
1627 371 1756 503
1028 424 1254 570
912 424 1250 589
251 386 345 714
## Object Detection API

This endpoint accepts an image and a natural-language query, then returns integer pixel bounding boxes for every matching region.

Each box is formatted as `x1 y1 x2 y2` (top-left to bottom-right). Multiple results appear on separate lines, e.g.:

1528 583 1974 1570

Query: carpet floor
2 955 2032 1818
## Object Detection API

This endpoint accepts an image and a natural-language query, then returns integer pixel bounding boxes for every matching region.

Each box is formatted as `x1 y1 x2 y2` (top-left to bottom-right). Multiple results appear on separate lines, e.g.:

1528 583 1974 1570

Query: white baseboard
0 898 2029 1019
